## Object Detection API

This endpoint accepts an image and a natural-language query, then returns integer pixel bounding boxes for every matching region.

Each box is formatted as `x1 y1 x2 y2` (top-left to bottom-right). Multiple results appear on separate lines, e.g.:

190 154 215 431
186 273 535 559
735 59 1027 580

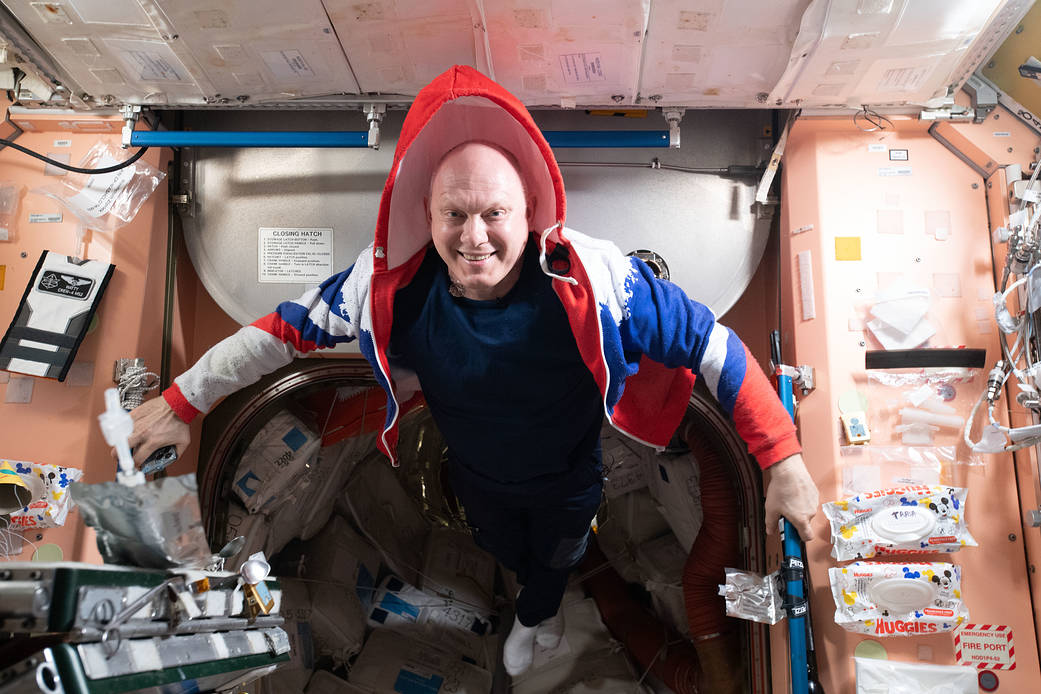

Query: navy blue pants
451 471 603 627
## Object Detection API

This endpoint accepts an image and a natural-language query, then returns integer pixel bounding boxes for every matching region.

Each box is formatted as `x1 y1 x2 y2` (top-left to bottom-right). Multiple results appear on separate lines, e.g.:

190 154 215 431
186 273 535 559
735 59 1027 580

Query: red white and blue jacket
163 65 800 470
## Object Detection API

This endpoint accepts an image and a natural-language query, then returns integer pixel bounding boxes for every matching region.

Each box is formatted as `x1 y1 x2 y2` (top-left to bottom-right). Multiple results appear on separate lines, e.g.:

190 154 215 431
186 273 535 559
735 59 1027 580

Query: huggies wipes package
823 485 976 561
830 562 968 636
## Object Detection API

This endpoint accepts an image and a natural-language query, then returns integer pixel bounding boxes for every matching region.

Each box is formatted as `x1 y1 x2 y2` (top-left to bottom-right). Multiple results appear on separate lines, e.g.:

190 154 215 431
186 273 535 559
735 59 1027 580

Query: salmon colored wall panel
780 116 1041 691
0 108 171 563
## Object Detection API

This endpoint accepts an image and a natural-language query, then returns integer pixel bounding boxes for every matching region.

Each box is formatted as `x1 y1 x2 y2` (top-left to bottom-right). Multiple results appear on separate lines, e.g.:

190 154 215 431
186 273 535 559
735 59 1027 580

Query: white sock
535 608 564 649
503 614 538 677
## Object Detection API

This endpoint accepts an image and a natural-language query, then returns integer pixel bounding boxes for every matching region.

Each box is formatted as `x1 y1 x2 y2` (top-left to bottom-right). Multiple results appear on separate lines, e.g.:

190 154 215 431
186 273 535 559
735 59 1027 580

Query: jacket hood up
372 65 567 273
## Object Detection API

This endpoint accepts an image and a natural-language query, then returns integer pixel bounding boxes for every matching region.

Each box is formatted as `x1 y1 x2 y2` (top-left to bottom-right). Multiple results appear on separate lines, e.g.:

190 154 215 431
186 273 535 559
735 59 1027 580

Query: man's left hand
763 453 819 541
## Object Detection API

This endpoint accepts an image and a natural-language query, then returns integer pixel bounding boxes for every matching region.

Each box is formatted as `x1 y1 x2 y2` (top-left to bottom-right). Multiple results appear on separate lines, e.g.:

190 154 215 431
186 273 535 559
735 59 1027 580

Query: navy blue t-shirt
389 240 603 496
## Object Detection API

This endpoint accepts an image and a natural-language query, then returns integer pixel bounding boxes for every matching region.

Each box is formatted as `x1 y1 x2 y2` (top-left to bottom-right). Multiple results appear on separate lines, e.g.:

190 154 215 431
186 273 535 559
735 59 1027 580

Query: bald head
426 141 536 300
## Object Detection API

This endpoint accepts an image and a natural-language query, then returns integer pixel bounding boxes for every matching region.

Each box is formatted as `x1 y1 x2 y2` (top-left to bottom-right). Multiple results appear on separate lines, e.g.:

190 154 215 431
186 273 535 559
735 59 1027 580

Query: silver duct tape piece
78 627 289 679
719 568 784 625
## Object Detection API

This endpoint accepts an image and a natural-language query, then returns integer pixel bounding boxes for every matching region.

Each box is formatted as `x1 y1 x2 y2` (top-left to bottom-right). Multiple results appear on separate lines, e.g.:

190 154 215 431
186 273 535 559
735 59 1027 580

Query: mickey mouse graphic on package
829 561 969 636
0 251 115 381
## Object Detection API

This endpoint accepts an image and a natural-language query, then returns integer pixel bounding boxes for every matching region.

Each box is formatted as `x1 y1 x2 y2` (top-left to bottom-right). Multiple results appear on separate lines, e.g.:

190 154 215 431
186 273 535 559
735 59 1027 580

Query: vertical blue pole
770 330 807 694
775 368 809 694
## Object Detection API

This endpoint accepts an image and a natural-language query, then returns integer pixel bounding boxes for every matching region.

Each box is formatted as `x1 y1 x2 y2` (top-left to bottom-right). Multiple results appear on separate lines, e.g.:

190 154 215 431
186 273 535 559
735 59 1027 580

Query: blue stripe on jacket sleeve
619 257 720 372
717 331 747 415
272 265 356 349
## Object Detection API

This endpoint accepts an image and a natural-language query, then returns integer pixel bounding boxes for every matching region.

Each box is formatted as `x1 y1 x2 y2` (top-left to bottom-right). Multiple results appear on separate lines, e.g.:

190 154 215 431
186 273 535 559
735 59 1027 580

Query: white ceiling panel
483 0 648 106
153 0 359 102
769 0 1019 108
322 0 477 94
640 0 810 107
0 0 1027 109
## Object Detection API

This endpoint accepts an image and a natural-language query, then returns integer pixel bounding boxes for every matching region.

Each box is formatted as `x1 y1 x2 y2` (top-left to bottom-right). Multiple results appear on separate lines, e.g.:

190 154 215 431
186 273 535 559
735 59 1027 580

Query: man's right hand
117 395 192 466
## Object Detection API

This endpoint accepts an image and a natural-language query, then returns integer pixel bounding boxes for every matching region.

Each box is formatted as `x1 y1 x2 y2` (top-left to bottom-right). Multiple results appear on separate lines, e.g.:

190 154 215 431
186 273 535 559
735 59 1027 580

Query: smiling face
427 142 534 300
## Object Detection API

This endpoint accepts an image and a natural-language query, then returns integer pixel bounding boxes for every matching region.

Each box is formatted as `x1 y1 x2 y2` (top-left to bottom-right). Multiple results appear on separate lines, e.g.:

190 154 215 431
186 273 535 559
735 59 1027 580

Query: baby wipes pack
829 562 968 636
823 485 975 561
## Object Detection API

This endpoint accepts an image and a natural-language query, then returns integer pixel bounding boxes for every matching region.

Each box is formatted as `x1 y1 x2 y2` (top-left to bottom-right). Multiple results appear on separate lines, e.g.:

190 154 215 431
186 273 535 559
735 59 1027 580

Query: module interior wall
779 115 1041 691
0 111 170 563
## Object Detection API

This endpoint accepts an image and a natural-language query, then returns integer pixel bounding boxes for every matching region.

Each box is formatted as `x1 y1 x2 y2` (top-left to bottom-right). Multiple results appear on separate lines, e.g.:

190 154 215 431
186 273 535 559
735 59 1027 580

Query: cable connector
986 361 1006 403
366 103 386 150
121 104 141 149
663 108 684 149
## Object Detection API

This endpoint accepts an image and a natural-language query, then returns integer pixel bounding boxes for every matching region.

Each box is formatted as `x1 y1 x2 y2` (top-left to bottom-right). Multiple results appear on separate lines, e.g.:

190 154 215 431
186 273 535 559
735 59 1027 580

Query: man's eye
485 210 506 219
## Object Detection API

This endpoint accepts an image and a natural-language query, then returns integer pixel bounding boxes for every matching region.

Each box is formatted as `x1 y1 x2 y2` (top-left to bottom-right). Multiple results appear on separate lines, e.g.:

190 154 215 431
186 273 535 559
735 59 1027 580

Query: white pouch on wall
854 656 976 693
830 562 968 636
824 485 976 561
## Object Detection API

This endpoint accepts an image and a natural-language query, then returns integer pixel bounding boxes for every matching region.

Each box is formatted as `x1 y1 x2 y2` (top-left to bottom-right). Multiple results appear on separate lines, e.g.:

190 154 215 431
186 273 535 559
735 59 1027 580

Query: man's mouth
461 252 493 261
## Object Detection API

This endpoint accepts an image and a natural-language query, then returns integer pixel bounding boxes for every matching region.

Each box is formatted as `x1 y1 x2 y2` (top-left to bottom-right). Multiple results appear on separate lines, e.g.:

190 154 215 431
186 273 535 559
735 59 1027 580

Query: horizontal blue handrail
130 130 369 148
130 129 671 149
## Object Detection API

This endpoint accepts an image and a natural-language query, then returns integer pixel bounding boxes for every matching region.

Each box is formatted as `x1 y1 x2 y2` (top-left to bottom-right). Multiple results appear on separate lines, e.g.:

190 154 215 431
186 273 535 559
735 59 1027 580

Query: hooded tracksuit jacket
162 65 801 625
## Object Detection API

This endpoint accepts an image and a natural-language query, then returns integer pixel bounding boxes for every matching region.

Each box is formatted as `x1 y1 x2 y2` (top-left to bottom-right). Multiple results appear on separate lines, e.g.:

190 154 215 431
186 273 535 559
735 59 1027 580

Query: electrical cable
0 136 150 174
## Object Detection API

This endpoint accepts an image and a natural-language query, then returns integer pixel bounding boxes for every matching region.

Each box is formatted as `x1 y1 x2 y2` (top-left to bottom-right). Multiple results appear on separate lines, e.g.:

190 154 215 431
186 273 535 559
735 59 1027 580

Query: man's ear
424 196 432 225
526 194 537 225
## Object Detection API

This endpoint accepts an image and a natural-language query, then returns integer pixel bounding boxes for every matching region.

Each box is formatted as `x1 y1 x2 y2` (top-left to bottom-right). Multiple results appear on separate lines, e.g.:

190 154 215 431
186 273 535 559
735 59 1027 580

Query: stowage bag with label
0 251 114 381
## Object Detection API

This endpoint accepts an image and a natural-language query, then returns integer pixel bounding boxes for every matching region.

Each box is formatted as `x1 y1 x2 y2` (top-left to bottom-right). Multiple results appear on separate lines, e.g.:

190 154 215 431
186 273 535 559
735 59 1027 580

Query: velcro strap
7 326 77 349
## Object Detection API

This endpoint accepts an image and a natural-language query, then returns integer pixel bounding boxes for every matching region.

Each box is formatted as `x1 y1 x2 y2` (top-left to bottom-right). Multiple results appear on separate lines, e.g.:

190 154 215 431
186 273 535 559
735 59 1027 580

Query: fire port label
955 624 1016 670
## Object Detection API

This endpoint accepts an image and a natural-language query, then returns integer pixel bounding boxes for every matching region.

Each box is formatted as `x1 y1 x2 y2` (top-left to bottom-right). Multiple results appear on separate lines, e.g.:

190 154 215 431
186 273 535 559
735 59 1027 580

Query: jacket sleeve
162 250 370 423
617 256 800 468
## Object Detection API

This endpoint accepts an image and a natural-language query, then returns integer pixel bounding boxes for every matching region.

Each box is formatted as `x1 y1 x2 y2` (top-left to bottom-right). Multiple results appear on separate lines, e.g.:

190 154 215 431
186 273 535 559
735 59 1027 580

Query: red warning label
955 624 1016 670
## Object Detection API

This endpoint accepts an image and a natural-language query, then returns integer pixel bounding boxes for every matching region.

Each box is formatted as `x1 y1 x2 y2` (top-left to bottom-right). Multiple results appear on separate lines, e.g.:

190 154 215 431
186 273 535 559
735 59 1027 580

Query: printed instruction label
559 53 605 83
878 166 912 177
120 50 187 81
29 213 62 223
877 66 930 93
53 139 72 147
67 154 135 218
262 50 316 80
993 131 1011 137
867 143 886 152
258 227 333 283
955 625 1016 670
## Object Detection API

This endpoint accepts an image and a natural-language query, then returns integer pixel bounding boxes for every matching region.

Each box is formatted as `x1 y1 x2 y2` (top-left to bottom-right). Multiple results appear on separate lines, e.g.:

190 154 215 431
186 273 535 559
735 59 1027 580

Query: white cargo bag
645 452 703 553
269 578 314 692
348 630 492 693
298 435 379 540
338 457 429 585
512 598 635 692
232 411 321 514
601 431 651 499
635 533 690 638
309 582 366 665
595 487 672 583
367 574 492 666
299 515 382 612
305 670 368 693
420 528 496 616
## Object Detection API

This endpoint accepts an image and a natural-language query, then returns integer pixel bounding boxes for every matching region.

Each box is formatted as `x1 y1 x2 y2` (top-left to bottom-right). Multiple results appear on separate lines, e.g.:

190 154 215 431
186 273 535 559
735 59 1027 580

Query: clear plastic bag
838 446 963 497
861 369 983 457
0 181 23 242
32 141 165 232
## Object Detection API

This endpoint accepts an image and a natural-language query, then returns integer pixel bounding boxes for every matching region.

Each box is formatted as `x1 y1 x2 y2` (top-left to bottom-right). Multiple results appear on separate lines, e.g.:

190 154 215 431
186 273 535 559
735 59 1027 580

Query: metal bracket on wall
172 149 196 218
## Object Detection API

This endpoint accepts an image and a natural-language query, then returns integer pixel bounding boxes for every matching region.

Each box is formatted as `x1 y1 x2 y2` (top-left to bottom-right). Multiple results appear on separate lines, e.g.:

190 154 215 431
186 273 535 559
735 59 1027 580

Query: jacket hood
374 65 567 272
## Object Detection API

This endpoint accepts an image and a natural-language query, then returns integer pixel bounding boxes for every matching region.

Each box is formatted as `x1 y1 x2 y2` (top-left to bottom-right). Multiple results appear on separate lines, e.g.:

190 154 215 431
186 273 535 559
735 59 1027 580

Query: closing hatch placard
258 227 333 283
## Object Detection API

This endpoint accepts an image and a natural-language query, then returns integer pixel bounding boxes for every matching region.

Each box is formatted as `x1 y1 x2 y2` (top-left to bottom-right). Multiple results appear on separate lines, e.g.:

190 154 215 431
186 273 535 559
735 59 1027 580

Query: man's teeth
462 253 491 261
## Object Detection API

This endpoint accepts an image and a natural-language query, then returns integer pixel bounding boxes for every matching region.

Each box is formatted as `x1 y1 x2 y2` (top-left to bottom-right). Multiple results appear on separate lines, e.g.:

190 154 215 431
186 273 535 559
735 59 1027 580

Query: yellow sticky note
0 264 5 290
835 237 862 261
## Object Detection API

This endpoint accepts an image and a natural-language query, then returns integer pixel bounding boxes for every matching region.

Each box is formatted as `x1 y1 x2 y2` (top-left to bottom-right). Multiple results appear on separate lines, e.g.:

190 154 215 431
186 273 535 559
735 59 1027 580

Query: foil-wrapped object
719 567 784 625
72 473 212 569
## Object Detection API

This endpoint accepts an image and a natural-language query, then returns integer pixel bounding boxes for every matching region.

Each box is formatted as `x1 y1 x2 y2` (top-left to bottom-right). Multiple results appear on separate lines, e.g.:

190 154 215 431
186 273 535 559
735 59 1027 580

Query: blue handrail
129 129 671 149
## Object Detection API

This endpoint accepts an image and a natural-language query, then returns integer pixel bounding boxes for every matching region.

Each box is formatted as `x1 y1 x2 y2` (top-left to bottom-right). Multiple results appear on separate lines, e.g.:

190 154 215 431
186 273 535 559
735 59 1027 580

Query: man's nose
460 216 489 245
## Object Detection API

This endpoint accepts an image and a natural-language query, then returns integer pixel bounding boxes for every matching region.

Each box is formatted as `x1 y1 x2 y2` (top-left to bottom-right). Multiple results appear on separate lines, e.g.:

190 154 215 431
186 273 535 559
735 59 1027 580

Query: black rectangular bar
864 348 987 370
